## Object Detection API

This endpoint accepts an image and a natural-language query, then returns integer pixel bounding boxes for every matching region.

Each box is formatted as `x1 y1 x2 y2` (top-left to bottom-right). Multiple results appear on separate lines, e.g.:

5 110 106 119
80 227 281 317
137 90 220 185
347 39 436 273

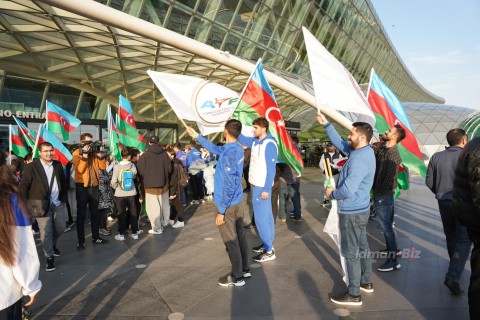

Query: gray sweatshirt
111 160 137 197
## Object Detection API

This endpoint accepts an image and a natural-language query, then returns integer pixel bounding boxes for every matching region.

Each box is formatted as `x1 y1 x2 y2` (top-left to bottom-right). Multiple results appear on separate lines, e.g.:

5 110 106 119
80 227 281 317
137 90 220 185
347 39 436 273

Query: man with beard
373 125 405 272
317 113 375 306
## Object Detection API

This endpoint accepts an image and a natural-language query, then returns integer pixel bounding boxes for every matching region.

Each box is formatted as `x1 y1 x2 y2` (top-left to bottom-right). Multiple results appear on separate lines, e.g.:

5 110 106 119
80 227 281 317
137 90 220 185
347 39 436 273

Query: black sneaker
53 247 61 257
244 223 256 229
76 243 85 251
330 292 362 306
444 279 464 296
218 274 245 287
378 260 401 272
46 256 55 272
252 244 265 253
360 282 374 293
380 249 402 257
291 217 302 222
243 269 252 278
322 199 330 206
253 250 276 262
93 238 109 244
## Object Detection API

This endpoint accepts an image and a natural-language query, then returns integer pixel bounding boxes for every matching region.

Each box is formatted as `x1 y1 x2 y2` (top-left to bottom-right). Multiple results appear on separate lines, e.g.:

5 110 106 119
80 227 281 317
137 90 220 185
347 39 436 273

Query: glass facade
403 103 476 158
0 0 444 138
459 109 480 139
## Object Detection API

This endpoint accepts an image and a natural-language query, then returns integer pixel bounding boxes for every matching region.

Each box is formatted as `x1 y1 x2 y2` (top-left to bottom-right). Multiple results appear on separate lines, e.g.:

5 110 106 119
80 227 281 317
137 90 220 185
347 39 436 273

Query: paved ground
30 168 470 319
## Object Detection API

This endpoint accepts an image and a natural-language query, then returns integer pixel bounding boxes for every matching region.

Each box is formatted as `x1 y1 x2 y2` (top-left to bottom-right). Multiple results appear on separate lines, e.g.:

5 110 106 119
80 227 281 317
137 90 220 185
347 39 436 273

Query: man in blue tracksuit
317 113 376 306
186 119 250 287
238 117 278 262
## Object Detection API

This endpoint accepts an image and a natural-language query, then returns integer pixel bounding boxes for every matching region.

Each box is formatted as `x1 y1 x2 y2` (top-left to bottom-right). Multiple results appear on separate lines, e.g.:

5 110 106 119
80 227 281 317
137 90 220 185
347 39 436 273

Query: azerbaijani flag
12 116 36 149
107 106 122 161
9 125 28 158
367 69 427 177
33 124 72 166
117 95 146 150
233 60 303 175
46 101 81 141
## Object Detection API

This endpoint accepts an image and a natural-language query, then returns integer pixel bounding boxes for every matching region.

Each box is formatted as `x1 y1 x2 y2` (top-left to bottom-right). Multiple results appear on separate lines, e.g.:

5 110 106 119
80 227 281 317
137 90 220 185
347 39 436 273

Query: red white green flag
46 101 81 141
12 116 36 149
367 69 427 177
117 95 146 150
232 60 304 175
107 106 123 161
9 125 28 158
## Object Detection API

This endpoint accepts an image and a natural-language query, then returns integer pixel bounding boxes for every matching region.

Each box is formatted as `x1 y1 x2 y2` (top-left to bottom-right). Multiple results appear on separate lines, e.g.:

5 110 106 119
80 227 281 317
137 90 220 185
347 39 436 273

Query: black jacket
169 159 186 196
373 145 402 196
20 158 67 202
137 143 172 189
453 137 480 232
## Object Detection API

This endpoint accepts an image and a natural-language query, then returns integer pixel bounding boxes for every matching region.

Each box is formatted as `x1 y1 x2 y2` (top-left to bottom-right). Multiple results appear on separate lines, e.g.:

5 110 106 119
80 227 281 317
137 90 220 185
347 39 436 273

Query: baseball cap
149 135 159 144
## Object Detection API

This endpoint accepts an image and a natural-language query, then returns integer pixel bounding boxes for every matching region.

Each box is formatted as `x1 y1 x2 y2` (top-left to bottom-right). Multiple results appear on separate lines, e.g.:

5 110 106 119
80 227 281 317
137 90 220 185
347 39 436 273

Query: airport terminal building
0 0 474 147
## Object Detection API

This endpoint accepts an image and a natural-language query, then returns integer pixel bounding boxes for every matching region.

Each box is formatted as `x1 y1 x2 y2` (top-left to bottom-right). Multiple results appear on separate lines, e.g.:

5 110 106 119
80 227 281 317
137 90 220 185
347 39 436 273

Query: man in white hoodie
111 148 139 240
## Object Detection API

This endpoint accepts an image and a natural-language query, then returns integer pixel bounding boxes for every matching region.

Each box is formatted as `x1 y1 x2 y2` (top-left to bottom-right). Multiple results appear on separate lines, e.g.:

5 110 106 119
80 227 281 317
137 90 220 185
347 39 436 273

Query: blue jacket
325 123 375 214
186 147 202 168
196 136 244 214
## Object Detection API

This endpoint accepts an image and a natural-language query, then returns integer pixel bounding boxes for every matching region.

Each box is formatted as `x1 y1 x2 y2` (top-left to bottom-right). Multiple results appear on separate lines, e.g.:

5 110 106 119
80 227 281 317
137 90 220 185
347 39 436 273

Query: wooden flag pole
326 158 333 180
323 157 330 179
178 117 188 129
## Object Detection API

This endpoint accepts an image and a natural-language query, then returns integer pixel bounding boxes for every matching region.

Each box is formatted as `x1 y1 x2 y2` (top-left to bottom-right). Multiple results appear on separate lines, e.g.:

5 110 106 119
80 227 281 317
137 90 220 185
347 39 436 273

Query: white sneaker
137 230 144 234
168 219 175 226
172 221 185 228
148 228 163 235
131 232 139 240
115 234 125 241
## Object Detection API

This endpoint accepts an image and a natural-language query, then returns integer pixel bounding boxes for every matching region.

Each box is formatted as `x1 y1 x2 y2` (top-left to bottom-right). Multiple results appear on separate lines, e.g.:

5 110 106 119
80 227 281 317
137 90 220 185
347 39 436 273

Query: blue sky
370 0 480 110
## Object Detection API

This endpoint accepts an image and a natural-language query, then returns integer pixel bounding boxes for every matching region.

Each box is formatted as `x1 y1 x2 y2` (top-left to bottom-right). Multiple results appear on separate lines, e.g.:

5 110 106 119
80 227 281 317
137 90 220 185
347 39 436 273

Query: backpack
178 166 189 188
119 169 134 191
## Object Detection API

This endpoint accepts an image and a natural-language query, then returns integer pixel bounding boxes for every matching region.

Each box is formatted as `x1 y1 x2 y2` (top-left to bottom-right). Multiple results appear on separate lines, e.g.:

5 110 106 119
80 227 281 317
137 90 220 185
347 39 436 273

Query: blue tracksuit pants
252 185 275 252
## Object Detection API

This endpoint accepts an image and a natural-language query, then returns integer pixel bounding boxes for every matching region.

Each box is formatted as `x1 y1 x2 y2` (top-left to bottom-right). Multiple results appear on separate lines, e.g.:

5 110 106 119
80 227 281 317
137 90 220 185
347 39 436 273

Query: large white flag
302 27 375 125
323 199 349 285
147 70 239 135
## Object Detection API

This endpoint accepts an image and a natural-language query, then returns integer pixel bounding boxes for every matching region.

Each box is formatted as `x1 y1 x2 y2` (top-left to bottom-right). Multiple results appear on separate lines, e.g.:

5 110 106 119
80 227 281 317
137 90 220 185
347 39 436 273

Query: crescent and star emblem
265 106 285 127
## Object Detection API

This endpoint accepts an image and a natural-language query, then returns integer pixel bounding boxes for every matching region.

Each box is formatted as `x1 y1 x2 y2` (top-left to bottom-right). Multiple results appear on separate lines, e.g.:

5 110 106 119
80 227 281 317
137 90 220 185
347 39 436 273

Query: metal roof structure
0 0 445 134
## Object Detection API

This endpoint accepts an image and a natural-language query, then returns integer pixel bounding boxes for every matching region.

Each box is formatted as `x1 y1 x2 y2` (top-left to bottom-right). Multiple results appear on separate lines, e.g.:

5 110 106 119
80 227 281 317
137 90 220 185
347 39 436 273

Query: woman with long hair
0 165 41 320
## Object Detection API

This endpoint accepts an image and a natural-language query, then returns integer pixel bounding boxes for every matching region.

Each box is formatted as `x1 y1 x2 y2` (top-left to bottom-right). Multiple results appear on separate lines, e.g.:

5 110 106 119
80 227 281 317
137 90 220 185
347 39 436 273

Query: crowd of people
0 114 479 319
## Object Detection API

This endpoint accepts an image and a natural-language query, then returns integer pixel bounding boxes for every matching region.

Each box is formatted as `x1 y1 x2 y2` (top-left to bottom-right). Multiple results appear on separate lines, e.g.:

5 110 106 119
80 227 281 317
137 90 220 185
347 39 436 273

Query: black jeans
468 229 480 319
0 299 22 320
76 185 101 243
114 196 138 235
189 172 204 200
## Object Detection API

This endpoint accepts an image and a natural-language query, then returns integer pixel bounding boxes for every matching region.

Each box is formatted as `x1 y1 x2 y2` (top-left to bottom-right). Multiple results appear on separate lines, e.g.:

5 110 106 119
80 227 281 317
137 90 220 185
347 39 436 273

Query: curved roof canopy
0 0 444 132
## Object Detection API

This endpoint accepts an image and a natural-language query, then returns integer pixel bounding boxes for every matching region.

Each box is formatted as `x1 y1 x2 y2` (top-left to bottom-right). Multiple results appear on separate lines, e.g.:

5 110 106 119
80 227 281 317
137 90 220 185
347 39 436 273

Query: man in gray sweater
426 128 471 295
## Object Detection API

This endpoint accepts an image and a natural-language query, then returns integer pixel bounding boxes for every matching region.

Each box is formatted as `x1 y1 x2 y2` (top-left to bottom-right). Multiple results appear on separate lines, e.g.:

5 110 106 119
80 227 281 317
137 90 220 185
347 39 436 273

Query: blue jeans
279 182 294 219
438 200 471 282
374 194 398 262
339 211 372 296
290 182 301 218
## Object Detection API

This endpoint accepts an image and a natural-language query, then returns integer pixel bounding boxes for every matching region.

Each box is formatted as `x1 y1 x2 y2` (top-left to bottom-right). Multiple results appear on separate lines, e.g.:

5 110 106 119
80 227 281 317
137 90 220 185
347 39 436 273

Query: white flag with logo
147 70 239 135
302 27 375 126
